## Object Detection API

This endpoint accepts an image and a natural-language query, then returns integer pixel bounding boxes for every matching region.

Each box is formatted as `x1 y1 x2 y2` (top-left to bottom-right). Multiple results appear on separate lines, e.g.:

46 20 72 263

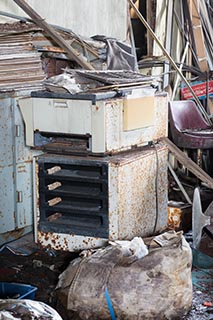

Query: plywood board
123 96 154 131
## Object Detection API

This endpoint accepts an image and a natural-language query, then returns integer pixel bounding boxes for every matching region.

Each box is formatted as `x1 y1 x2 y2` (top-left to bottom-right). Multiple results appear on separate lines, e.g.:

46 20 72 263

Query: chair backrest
169 100 209 131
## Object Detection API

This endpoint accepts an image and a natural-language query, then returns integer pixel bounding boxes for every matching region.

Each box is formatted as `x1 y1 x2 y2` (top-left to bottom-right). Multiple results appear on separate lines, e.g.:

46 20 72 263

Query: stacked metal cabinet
0 94 41 245
19 87 169 251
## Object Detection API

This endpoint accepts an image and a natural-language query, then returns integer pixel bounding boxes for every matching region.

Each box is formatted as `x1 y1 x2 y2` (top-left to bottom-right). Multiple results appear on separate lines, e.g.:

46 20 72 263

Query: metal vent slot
44 197 103 212
38 157 108 237
45 181 104 198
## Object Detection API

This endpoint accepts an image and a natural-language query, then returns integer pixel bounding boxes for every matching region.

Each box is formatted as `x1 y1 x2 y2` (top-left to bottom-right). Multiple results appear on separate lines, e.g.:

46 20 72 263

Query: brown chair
169 100 213 176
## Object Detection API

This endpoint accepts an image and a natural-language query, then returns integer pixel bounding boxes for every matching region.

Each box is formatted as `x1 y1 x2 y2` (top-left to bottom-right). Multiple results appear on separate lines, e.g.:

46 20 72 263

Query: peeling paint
38 231 107 252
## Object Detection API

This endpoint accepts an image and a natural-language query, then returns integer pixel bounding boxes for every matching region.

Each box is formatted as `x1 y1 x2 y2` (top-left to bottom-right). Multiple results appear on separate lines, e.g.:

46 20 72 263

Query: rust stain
13 211 16 225
2 227 25 241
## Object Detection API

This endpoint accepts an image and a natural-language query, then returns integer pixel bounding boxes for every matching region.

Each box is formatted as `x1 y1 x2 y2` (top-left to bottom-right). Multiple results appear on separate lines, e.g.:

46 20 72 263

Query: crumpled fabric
0 299 62 320
92 35 137 71
55 231 193 320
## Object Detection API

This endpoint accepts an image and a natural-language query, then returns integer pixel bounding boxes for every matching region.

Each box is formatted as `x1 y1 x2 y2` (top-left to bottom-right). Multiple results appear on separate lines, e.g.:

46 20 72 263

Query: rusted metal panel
0 226 32 246
37 232 107 252
0 95 43 245
16 161 34 229
104 92 168 153
108 144 168 239
36 143 168 251
0 165 16 233
0 97 16 236
0 97 14 167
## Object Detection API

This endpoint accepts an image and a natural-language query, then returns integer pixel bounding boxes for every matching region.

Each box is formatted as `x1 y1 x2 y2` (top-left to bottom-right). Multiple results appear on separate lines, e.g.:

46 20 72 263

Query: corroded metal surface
109 144 168 239
0 97 14 167
0 165 16 233
0 97 42 245
0 21 40 34
37 143 168 251
105 93 168 153
16 162 34 229
38 231 107 252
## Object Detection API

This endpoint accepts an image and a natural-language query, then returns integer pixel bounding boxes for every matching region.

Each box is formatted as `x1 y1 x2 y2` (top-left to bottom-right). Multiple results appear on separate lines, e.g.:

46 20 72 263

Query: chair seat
169 100 213 149
181 128 213 135
176 131 213 149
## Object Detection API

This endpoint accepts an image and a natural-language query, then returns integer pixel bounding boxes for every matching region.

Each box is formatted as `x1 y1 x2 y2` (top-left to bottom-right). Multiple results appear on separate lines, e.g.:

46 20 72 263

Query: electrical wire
152 143 159 235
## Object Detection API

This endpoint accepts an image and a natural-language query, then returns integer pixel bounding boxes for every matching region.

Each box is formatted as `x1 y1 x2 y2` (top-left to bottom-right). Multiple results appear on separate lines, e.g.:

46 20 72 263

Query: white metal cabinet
19 91 168 154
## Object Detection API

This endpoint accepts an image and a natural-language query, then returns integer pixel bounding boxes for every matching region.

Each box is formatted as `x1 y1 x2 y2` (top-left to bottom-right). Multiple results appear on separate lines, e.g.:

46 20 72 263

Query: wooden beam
13 0 94 70
162 137 213 190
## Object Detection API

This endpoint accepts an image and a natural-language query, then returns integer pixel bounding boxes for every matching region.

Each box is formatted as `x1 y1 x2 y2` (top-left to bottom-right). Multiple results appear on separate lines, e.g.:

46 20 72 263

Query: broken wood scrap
162 137 213 190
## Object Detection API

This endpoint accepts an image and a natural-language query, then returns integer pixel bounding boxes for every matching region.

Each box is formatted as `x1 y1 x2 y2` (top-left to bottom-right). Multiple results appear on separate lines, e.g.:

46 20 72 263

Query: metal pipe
127 0 212 126
172 42 189 100
167 161 192 204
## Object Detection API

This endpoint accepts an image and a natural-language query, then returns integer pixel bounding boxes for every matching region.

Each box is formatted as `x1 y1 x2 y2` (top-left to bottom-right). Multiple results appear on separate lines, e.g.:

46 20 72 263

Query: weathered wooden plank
162 137 213 189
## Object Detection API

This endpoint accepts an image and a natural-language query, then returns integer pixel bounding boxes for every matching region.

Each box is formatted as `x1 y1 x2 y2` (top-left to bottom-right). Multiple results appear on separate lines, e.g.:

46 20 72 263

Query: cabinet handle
15 125 21 137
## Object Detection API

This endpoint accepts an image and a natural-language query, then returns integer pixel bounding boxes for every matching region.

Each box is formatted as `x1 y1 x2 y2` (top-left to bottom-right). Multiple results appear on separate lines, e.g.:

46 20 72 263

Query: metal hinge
16 191 23 203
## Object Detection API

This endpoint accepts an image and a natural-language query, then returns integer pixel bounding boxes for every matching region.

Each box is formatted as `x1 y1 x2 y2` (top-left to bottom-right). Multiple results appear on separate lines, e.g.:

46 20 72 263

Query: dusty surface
0 238 212 320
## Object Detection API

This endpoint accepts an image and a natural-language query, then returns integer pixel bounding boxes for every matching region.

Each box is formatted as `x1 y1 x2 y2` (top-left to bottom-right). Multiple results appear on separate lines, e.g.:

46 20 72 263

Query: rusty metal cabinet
36 143 168 252
0 95 41 245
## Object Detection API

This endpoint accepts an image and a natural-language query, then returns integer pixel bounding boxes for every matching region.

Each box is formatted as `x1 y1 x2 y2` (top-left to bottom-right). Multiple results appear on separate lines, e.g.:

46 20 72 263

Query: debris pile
137 0 213 108
43 69 158 94
55 231 193 320
0 299 62 320
0 21 45 93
